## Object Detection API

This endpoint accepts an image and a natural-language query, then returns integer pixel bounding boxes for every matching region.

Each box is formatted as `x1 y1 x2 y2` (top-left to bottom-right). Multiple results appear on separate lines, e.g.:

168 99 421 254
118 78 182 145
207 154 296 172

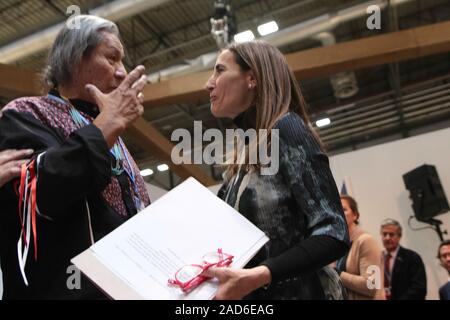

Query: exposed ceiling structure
0 0 449 189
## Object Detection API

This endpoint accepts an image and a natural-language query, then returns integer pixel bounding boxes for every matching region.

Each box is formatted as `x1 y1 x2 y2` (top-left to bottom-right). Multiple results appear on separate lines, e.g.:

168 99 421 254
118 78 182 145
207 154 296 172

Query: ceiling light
316 118 331 127
157 164 169 172
234 30 255 43
257 21 279 36
140 169 154 177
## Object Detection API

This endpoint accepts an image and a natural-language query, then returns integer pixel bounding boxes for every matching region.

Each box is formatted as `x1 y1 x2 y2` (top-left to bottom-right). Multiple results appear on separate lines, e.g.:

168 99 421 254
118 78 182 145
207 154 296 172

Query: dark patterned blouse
218 111 349 300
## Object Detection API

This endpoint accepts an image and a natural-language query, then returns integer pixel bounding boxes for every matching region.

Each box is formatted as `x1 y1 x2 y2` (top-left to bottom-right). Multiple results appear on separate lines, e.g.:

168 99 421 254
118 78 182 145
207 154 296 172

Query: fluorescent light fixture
257 21 279 36
157 164 169 172
140 168 153 176
316 118 331 127
234 30 255 43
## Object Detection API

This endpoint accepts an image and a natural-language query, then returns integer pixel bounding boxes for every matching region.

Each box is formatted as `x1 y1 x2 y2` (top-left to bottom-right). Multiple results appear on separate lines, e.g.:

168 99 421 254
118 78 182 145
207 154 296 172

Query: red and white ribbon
17 152 45 286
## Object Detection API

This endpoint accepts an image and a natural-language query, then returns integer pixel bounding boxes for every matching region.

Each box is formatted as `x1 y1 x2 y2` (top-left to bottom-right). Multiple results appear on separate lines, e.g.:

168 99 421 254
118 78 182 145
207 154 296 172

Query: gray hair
380 218 402 235
43 15 119 88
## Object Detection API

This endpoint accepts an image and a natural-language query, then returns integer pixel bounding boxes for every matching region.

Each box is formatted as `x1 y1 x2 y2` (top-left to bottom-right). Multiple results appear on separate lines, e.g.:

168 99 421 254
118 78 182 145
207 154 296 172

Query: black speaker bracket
416 216 448 242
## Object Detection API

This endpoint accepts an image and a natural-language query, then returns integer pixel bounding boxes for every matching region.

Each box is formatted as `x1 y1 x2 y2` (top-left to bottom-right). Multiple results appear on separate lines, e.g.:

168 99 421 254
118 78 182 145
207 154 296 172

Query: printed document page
72 177 269 300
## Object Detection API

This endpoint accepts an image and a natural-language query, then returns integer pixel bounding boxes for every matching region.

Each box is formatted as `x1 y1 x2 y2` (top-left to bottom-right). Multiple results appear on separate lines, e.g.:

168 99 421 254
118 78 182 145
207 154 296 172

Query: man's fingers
0 149 33 165
0 149 17 157
0 149 15 165
120 65 145 89
8 159 29 169
137 92 144 104
0 160 27 183
2 167 20 184
137 105 144 117
131 75 148 92
8 162 23 176
9 149 34 160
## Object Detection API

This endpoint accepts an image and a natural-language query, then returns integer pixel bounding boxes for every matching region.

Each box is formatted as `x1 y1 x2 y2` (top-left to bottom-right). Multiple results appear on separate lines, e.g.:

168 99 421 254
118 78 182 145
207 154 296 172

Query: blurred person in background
335 195 385 300
380 219 426 300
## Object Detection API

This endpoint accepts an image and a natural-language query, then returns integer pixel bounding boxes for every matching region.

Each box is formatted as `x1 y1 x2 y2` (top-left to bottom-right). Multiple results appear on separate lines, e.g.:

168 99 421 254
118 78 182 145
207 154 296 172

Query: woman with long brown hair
203 40 349 300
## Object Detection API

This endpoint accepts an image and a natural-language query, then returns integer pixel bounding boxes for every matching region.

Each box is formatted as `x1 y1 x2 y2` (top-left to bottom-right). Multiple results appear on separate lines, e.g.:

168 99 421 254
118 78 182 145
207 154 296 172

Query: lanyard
47 93 142 209
66 100 124 175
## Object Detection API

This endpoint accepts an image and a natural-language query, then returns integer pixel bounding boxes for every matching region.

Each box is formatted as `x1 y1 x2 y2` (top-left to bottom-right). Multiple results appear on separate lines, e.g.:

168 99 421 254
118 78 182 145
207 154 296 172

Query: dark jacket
390 246 427 300
439 281 450 300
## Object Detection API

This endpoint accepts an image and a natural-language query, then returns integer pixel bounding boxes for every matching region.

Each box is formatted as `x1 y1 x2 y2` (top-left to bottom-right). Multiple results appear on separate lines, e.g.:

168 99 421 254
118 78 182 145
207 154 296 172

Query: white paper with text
72 177 269 300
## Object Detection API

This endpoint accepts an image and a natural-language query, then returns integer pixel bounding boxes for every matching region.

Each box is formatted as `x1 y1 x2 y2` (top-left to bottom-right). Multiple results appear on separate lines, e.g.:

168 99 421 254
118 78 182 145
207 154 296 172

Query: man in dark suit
437 240 450 300
380 219 427 300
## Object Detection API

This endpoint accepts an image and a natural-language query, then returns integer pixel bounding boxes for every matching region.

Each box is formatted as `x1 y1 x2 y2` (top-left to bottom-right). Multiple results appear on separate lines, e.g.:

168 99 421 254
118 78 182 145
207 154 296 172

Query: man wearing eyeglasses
380 219 427 300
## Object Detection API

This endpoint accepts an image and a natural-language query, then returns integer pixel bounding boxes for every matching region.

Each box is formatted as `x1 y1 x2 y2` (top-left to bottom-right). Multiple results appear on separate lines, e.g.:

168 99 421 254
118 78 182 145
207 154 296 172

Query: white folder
72 177 269 300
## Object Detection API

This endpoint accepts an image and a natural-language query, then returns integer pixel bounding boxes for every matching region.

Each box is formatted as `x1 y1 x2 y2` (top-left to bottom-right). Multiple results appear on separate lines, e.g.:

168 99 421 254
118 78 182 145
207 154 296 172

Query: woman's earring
248 84 252 89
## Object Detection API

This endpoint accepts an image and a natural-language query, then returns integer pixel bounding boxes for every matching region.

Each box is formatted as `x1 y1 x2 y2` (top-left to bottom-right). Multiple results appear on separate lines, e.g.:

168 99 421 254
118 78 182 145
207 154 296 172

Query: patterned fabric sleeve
275 112 349 243
0 103 111 219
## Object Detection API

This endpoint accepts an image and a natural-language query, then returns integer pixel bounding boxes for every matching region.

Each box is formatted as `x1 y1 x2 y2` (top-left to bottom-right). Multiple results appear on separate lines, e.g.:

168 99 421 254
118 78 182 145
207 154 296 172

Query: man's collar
385 245 400 259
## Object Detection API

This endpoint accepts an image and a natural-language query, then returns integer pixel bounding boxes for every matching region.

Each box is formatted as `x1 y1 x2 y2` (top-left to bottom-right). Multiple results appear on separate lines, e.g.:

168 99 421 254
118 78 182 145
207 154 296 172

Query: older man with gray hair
0 15 150 299
380 218 427 300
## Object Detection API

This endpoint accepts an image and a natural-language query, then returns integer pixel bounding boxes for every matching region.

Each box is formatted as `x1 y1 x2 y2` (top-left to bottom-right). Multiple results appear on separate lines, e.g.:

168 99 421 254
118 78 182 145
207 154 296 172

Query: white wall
329 127 450 300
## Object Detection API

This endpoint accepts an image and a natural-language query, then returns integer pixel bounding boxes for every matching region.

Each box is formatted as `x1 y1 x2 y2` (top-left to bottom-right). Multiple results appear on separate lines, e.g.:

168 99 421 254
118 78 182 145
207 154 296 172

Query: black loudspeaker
403 164 450 222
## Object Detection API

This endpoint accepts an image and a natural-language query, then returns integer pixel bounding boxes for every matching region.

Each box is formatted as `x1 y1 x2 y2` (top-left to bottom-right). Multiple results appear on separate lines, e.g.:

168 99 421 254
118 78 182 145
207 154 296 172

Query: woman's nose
205 77 215 92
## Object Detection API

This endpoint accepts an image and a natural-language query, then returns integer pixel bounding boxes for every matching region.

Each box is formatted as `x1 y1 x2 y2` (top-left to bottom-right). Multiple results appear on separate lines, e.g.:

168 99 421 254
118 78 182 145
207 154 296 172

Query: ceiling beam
287 20 450 79
126 117 216 186
0 64 42 98
142 70 211 107
142 20 450 107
